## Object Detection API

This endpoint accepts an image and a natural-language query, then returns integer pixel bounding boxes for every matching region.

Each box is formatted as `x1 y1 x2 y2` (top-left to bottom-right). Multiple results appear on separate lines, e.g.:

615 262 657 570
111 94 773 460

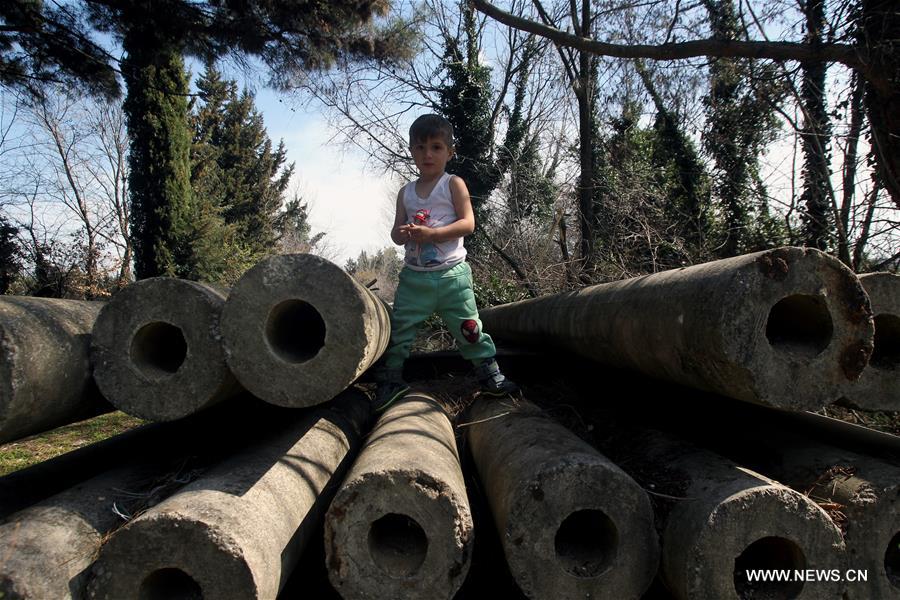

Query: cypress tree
122 15 196 279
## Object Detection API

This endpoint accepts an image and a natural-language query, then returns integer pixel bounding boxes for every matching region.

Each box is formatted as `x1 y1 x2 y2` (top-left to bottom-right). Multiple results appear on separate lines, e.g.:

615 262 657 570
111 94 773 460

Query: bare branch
473 0 868 74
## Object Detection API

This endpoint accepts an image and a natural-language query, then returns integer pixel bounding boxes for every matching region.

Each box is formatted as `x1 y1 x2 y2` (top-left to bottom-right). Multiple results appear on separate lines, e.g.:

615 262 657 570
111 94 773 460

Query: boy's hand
399 223 434 243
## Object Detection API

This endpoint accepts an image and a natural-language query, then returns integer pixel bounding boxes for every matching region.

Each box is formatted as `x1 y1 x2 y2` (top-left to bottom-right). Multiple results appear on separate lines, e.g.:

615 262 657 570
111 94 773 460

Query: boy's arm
390 189 409 246
403 176 476 243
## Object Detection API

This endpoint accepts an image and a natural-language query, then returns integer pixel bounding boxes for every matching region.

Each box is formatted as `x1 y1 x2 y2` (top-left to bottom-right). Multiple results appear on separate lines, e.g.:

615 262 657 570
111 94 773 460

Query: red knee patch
461 319 480 343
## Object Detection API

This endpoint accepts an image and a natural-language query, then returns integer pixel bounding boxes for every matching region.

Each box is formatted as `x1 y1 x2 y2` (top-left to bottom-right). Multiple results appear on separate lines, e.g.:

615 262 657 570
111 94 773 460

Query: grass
0 411 145 477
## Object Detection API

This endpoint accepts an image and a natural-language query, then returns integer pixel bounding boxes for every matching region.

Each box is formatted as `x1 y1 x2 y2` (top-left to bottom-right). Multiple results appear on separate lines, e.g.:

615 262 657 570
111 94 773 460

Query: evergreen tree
0 216 22 294
121 19 196 279
191 64 294 279
439 2 500 227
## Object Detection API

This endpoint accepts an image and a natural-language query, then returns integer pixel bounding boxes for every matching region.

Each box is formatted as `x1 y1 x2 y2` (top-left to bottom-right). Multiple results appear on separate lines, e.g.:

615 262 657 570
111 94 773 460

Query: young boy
374 114 519 410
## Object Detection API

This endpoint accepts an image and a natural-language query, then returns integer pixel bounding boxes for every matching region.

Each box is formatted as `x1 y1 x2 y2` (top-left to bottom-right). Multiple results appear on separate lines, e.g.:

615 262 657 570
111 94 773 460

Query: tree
0 214 22 293
0 1 119 99
344 245 403 302
472 0 900 213
3 0 414 280
798 0 833 250
190 64 294 280
122 31 195 279
532 0 601 272
701 0 786 256
637 61 712 254
439 3 501 228
1 88 132 296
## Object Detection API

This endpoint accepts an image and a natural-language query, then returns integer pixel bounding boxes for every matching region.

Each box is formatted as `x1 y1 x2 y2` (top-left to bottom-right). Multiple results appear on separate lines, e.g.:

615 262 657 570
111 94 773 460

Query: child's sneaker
474 358 520 397
373 368 410 412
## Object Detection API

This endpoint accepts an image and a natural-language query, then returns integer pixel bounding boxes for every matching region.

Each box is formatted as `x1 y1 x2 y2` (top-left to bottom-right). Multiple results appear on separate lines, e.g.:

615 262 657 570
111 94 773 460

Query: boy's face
410 135 453 179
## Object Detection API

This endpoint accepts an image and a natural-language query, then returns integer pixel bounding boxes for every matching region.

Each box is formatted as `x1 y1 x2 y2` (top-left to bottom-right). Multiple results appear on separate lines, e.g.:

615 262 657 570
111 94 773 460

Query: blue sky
243 87 400 264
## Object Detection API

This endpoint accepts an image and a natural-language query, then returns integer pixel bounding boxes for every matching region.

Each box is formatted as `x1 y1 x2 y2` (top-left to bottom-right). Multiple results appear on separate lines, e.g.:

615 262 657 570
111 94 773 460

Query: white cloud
256 95 400 262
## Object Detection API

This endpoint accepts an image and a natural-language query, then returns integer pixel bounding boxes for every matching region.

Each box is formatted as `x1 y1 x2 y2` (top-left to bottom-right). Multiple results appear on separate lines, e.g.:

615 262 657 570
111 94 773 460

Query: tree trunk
861 0 900 211
799 0 832 251
838 72 865 267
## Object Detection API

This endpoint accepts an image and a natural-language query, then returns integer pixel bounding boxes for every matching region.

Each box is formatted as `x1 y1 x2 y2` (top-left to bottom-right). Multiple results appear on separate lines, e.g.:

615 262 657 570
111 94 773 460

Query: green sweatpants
384 261 496 369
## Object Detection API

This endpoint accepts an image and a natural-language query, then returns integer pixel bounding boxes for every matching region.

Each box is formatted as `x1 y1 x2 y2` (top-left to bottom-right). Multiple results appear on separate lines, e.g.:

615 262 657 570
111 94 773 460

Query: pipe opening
766 295 833 358
885 530 900 588
139 568 202 600
265 300 326 363
554 509 618 578
871 314 900 370
733 536 805 599
131 322 188 377
368 513 428 578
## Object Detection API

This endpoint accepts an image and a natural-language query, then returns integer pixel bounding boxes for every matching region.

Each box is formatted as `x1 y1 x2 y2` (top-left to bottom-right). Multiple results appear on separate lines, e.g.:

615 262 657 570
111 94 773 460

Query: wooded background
0 0 896 305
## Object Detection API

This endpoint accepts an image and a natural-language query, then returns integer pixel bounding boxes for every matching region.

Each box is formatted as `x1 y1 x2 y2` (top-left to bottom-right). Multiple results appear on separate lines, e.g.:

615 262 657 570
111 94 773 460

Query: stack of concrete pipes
0 247 898 600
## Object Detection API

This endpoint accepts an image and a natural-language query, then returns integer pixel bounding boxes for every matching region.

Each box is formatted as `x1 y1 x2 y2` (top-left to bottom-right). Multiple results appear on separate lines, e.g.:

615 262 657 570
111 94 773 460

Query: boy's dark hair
409 114 454 148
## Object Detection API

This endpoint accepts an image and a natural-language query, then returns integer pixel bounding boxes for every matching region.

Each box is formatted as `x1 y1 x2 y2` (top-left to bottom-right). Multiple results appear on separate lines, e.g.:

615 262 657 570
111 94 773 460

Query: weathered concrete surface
0 296 109 443
325 393 474 599
604 428 846 600
465 397 659 599
659 402 900 600
480 247 873 410
221 253 390 407
0 395 272 520
87 391 371 600
747 437 900 599
91 277 242 421
842 272 900 410
0 465 164 600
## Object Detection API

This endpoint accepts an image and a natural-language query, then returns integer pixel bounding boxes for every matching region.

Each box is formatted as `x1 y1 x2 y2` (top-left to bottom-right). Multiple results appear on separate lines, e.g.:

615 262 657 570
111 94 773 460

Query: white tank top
401 172 467 271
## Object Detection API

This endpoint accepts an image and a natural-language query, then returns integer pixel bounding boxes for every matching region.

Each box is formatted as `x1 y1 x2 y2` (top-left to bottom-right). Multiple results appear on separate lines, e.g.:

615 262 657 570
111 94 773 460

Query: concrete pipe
0 296 109 444
0 465 166 600
221 253 390 407
607 428 846 600
480 247 873 411
0 396 273 520
664 407 900 600
842 272 900 411
325 393 474 600
465 397 659 599
91 277 242 421
87 392 371 600
743 436 900 599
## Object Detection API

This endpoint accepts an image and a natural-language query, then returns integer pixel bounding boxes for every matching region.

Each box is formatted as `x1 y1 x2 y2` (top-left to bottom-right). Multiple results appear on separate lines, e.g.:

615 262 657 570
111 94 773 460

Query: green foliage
345 246 403 302
0 216 22 294
438 2 500 226
472 269 527 307
798 0 833 251
0 0 120 98
702 0 787 257
189 63 294 282
123 31 196 279
275 197 313 246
